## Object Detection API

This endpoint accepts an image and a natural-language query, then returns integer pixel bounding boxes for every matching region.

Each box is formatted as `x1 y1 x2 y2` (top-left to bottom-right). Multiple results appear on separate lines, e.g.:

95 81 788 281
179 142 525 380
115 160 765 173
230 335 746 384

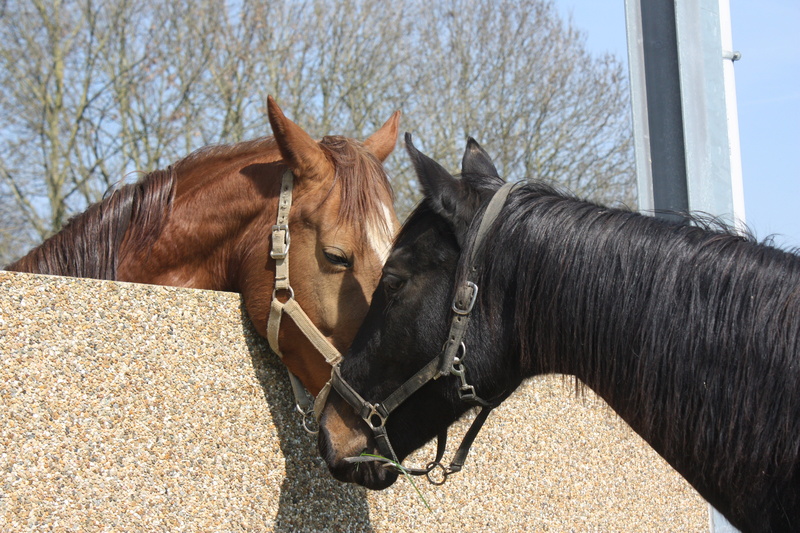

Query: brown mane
5 167 177 279
3 139 280 280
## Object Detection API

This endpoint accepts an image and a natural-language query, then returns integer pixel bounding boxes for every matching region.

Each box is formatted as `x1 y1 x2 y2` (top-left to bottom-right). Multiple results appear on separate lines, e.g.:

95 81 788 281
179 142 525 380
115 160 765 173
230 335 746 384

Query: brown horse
6 97 400 400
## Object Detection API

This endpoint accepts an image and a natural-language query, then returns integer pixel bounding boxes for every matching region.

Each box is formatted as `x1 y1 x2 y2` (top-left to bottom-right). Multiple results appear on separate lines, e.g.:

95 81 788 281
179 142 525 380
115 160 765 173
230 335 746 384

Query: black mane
468 181 800 528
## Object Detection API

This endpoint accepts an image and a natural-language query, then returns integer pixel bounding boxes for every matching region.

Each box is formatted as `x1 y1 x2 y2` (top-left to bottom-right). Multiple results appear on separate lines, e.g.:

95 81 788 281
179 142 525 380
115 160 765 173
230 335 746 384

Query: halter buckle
270 224 291 259
451 281 478 315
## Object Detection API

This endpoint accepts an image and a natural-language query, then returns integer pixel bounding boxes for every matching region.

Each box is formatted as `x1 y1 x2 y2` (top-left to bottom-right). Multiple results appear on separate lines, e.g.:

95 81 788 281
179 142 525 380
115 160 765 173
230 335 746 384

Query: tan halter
267 169 343 432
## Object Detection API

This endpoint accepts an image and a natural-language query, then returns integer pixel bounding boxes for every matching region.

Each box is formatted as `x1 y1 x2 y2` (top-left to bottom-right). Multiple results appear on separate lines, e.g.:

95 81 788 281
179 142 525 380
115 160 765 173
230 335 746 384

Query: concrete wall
1 271 707 532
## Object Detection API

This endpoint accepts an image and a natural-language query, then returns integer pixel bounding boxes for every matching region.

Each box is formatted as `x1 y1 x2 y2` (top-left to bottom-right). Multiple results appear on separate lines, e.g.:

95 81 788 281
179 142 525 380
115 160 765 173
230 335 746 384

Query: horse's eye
323 250 352 268
382 273 405 293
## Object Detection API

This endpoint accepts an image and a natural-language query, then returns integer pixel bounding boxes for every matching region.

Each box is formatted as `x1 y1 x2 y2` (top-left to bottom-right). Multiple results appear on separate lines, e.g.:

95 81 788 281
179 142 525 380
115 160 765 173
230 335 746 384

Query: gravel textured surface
1 271 708 531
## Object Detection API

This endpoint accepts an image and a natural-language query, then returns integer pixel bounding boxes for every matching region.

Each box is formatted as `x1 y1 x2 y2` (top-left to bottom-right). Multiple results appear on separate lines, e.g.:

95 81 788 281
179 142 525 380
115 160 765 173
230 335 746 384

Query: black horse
318 135 800 532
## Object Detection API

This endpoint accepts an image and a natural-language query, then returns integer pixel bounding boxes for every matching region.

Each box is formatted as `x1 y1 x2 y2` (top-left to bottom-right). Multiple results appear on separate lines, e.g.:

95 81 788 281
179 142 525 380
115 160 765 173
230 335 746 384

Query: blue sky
557 0 800 251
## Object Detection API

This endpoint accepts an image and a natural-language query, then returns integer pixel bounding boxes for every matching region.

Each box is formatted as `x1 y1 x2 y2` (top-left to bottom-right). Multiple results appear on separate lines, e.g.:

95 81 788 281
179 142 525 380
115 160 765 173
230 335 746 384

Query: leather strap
266 169 294 356
470 181 517 265
265 169 343 434
279 298 342 365
266 169 342 365
273 170 293 290
439 181 518 377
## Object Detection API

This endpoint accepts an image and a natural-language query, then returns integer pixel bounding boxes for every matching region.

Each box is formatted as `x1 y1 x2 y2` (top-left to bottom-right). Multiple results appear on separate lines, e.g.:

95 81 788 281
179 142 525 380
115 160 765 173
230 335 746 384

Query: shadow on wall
241 309 376 533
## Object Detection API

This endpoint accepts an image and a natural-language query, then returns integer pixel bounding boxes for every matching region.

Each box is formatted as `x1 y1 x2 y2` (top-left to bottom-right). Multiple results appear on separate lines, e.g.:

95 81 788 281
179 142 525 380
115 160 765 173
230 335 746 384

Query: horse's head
237 98 400 397
11 95 400 401
318 135 518 489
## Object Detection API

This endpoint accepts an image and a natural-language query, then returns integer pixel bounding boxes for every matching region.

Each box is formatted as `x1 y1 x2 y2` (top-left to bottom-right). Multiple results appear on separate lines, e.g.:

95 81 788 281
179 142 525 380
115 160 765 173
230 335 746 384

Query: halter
267 169 343 434
329 181 519 484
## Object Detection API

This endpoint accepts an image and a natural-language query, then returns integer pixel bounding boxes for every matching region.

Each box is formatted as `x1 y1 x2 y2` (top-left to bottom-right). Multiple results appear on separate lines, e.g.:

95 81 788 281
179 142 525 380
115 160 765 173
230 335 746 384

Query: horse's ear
405 133 480 244
363 111 401 162
267 96 333 180
461 137 501 184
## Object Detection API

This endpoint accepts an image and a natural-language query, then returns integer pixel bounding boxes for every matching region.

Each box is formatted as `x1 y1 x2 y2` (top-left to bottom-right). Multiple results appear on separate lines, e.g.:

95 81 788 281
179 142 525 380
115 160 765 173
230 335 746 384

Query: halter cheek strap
267 169 343 433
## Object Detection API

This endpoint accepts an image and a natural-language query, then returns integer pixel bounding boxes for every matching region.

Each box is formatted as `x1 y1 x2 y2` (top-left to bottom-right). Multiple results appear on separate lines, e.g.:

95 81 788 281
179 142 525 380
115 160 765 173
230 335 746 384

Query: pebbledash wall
1 271 707 532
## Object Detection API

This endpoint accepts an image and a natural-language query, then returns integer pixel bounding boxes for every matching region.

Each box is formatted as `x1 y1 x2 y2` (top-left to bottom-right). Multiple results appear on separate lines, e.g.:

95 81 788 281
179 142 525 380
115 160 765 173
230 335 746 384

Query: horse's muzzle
317 393 400 490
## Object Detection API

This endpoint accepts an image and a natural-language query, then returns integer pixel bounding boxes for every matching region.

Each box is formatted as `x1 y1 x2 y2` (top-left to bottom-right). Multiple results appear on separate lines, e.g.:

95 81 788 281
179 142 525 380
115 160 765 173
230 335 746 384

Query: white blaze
366 202 397 265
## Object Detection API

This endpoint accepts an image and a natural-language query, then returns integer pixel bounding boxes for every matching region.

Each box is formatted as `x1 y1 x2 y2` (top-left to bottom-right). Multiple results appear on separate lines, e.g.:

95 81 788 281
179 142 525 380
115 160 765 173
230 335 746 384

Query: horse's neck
117 166 279 291
507 200 800 526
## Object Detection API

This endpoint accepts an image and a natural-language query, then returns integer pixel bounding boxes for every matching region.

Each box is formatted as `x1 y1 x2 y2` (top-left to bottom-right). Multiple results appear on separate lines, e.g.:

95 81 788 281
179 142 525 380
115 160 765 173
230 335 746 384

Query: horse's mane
463 181 800 510
5 168 177 279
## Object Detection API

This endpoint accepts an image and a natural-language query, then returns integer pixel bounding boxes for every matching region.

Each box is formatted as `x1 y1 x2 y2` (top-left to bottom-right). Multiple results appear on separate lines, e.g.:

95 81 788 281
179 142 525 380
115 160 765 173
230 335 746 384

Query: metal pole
626 0 744 228
639 0 689 222
624 0 744 530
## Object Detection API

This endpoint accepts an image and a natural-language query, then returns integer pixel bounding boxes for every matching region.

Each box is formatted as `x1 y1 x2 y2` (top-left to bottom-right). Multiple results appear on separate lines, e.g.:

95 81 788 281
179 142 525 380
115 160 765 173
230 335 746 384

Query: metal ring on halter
425 461 450 485
296 403 319 434
455 342 466 359
442 340 467 358
365 404 387 430
272 285 295 301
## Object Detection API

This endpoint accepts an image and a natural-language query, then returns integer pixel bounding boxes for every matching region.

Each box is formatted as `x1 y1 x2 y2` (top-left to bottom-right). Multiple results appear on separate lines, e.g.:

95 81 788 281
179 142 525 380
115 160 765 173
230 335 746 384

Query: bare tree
391 0 634 212
0 0 634 265
0 1 109 236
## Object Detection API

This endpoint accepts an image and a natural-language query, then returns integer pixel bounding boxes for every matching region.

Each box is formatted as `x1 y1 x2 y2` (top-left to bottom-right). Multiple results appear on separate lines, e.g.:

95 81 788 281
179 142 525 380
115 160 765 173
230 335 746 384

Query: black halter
329 181 518 484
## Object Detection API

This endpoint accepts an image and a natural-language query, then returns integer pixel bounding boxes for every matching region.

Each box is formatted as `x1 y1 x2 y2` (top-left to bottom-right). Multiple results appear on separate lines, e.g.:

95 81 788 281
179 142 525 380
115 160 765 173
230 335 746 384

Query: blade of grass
359 453 433 513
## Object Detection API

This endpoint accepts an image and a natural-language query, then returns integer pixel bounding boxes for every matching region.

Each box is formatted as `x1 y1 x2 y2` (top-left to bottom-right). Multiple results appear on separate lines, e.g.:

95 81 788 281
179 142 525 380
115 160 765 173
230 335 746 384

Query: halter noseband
267 169 343 434
329 181 518 484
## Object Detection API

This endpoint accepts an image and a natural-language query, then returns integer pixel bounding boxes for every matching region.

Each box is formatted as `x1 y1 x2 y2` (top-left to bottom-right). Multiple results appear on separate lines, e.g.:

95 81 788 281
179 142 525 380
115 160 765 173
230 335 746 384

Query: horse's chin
327 460 399 490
